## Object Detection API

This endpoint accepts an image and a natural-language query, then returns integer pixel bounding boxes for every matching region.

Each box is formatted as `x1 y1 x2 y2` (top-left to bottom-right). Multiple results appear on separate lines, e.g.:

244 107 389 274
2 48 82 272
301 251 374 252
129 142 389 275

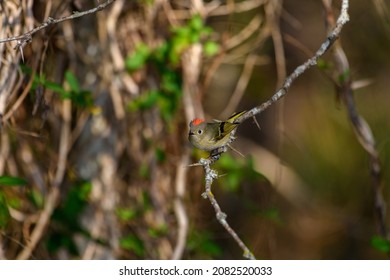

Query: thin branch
167 0 265 20
0 131 10 176
237 0 350 123
265 0 286 189
0 0 116 48
2 63 35 121
106 0 136 119
224 15 263 51
0 235 5 260
220 52 257 119
208 0 266 16
200 14 265 100
321 0 387 239
172 153 190 260
16 99 71 260
199 158 256 259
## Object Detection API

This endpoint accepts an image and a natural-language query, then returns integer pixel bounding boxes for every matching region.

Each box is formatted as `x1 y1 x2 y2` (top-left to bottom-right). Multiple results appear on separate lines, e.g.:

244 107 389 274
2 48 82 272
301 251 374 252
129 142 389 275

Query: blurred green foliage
215 154 267 192
125 44 151 72
116 207 139 222
0 175 27 186
261 207 283 225
126 14 219 121
46 181 93 256
21 66 94 109
371 236 390 254
28 189 44 209
187 229 222 258
119 234 145 257
148 223 168 238
0 191 11 229
0 176 27 229
168 14 218 63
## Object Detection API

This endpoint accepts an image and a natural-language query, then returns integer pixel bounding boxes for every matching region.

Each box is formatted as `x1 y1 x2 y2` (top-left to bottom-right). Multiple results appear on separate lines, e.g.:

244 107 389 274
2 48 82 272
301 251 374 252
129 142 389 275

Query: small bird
188 111 246 152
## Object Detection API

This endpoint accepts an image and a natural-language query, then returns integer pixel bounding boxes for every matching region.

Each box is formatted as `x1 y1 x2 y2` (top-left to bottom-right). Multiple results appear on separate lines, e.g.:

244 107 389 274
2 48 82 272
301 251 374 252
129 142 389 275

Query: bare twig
0 0 116 48
220 52 257 119
200 14 264 100
107 0 139 99
265 0 286 188
224 15 263 51
208 0 266 16
2 66 35 121
0 131 10 174
172 153 190 260
321 0 387 239
16 99 71 260
0 235 5 260
236 0 350 124
199 158 256 260
106 1 129 118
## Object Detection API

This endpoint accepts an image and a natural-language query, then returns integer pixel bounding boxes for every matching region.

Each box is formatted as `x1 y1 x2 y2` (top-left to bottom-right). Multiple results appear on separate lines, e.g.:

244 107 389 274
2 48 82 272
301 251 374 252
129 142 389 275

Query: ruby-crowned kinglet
188 111 246 152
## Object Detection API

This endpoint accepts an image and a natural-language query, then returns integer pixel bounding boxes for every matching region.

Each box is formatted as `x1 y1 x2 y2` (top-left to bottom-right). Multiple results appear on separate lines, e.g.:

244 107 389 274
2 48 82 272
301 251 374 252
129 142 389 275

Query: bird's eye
197 130 203 135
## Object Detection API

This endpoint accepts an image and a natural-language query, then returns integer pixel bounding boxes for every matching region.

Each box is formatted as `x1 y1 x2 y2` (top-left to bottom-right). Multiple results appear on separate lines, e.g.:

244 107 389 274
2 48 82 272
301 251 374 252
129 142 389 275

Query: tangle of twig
0 0 116 48
321 0 387 240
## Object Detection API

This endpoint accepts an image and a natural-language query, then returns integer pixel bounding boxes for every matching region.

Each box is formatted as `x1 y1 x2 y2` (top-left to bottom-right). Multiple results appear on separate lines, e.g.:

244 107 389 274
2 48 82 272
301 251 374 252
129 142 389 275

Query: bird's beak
189 131 194 136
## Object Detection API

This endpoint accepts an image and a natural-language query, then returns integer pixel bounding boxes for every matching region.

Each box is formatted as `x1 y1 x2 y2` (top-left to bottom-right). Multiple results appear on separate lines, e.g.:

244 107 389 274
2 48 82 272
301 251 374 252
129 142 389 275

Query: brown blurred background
0 0 389 259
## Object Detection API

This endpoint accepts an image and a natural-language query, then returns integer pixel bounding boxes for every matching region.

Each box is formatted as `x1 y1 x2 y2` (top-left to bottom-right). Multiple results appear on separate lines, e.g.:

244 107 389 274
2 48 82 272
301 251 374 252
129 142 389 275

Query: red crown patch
191 118 204 126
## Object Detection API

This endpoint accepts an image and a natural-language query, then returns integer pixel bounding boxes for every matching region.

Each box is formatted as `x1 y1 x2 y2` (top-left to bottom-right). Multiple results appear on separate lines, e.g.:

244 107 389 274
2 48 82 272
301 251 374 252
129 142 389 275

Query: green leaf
317 58 331 70
116 207 138 221
0 176 27 186
125 44 151 72
216 155 266 192
49 180 92 233
47 181 93 256
119 234 145 256
262 208 283 225
0 191 10 229
201 26 213 36
338 69 351 84
60 92 72 100
65 71 80 93
8 197 22 209
72 90 94 108
77 181 92 200
225 172 241 192
153 42 169 62
371 236 390 253
29 189 44 209
138 162 150 179
201 240 222 256
43 80 66 96
204 41 219 57
216 156 242 191
161 71 181 94
61 181 91 220
20 64 33 74
47 232 79 255
127 90 159 111
172 26 191 38
245 157 266 181
187 230 222 257
189 33 200 44
155 147 166 163
169 37 189 64
148 224 168 238
189 14 203 31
